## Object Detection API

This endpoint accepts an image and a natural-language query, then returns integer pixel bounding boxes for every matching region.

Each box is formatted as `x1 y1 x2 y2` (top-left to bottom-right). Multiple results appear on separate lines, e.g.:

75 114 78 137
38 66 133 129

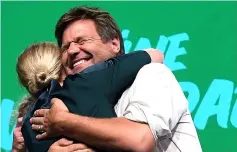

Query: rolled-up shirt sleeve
120 63 188 143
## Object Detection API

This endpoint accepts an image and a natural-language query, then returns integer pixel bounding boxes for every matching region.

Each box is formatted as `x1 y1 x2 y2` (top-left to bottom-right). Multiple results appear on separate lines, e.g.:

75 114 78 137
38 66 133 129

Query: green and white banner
1 1 236 152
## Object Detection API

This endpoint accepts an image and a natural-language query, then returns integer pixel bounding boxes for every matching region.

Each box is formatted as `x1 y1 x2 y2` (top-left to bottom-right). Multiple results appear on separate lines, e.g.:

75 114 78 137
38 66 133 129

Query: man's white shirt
114 63 202 152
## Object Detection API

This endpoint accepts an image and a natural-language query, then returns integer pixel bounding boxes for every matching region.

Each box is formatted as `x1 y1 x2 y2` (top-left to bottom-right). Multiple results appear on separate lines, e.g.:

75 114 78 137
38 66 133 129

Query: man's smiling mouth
73 59 87 67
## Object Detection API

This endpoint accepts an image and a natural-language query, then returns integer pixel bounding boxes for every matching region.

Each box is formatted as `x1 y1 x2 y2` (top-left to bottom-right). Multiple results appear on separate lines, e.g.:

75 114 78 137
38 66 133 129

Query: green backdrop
1 1 237 152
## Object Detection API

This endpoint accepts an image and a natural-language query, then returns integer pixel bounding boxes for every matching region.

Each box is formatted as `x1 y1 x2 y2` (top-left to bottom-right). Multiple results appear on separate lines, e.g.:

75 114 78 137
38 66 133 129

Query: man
13 6 202 152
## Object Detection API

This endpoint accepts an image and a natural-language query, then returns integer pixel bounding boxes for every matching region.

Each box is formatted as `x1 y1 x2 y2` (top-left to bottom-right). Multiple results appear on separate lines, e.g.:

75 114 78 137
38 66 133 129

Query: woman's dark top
21 51 151 152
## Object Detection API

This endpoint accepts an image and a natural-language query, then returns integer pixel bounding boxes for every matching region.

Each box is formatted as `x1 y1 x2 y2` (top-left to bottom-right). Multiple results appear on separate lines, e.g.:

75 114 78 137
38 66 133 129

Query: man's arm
57 113 155 152
35 105 155 152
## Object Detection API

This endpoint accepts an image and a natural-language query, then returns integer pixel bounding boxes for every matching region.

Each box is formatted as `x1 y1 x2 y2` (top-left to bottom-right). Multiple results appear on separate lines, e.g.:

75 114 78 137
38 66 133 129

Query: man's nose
67 42 80 55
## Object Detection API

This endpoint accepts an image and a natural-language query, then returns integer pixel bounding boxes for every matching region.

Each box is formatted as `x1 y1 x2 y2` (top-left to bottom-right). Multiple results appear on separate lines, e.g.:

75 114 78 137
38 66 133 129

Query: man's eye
78 39 87 45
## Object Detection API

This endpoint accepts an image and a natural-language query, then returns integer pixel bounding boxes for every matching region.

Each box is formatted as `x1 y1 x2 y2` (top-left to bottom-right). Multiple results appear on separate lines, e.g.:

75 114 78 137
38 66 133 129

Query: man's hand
48 138 95 152
31 109 48 132
31 98 69 140
12 117 25 152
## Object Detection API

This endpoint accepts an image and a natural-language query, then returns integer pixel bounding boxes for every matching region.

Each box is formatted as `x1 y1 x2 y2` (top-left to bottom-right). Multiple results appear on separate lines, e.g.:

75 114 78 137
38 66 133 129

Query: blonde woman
16 42 162 152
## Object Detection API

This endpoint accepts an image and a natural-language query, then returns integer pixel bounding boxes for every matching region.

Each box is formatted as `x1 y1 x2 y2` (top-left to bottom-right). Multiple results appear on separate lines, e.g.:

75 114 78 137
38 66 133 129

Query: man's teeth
74 60 86 67
78 60 86 64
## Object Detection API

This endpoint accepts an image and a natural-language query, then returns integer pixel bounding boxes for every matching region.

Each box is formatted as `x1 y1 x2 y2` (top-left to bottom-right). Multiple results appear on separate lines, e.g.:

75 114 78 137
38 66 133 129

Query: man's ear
111 38 120 54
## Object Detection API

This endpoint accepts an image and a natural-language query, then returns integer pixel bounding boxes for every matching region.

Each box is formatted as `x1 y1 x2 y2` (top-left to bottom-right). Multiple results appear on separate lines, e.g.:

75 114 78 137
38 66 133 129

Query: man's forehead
62 19 98 45
62 25 83 45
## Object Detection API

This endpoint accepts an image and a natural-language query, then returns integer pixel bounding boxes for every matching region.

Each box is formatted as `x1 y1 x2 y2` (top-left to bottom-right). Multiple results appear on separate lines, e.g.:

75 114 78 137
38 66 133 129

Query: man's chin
64 67 81 75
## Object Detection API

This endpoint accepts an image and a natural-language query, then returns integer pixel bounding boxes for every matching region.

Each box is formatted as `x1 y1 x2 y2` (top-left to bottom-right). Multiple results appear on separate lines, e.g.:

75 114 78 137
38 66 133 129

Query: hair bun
35 71 50 91
36 72 47 83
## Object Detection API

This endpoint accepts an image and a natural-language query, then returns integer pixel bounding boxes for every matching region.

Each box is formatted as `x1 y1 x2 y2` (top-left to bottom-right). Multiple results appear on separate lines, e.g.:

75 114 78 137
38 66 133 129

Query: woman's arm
145 48 164 63
12 117 25 152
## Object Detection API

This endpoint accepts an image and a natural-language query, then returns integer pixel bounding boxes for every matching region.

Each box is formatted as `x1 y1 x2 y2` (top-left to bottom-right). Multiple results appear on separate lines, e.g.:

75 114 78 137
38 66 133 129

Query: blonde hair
16 42 62 95
17 95 36 117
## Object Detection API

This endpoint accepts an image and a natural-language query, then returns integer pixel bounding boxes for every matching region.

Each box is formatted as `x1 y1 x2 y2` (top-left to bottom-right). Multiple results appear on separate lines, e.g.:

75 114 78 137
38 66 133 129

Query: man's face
61 19 120 75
